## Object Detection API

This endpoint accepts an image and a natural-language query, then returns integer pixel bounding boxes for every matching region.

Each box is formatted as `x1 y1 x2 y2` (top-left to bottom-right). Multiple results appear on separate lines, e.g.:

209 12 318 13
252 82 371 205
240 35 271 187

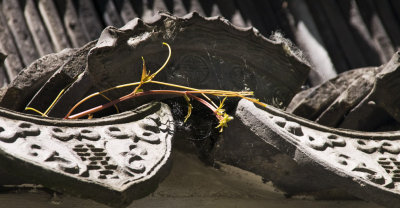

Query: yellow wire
148 42 172 80
98 93 120 113
65 42 258 118
43 88 67 115
24 107 48 117
65 82 141 117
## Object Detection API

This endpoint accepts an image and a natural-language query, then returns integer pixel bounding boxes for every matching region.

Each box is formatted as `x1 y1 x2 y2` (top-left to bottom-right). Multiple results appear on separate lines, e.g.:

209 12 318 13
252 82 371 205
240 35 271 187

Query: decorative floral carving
0 102 173 206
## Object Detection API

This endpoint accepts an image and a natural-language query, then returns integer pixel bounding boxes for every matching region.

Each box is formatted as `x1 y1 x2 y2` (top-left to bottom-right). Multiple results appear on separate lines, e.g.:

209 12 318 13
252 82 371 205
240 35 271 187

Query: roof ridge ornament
0 102 173 207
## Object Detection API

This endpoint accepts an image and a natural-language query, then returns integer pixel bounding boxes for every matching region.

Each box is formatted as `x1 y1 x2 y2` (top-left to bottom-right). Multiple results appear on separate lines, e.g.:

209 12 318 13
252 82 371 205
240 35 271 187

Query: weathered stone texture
83 13 309 112
221 99 400 208
23 0 54 57
0 102 173 207
288 51 400 131
38 0 71 51
2 0 39 66
0 48 76 111
55 0 89 48
0 8 24 80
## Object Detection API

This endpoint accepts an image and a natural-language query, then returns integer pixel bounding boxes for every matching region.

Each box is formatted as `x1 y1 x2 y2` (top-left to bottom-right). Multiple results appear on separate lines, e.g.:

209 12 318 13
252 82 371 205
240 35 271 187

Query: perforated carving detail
0 103 173 196
265 110 400 190
378 157 400 184
73 144 119 179
355 140 400 154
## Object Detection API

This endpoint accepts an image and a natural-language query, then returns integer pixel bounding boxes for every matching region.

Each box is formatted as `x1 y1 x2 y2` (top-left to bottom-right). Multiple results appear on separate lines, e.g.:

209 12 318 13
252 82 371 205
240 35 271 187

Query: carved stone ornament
0 102 173 207
225 99 400 207
37 12 310 117
0 12 311 207
287 51 400 132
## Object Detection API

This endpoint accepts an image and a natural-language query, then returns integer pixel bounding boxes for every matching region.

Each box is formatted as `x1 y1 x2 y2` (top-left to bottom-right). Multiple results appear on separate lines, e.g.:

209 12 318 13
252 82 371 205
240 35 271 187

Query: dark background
0 0 399 86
